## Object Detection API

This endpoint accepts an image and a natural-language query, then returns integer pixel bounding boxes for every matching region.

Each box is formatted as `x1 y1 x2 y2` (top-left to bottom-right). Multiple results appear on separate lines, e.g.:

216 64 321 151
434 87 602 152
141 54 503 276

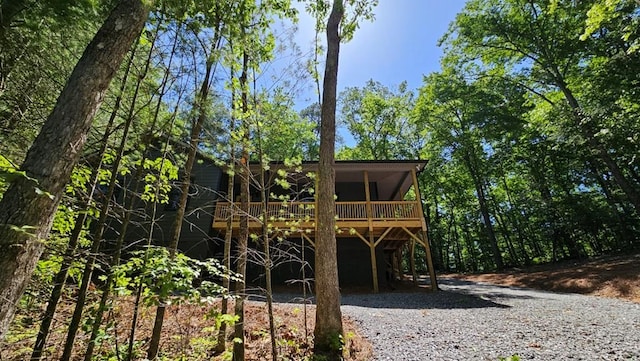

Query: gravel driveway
339 278 640 360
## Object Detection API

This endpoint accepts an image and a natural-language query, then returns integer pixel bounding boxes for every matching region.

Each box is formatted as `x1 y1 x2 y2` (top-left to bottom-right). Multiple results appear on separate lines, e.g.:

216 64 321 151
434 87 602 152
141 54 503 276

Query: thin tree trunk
232 50 250 361
216 94 236 354
500 174 531 265
120 20 184 359
127 108 180 361
216 167 235 353
463 151 504 270
430 194 444 270
0 0 149 339
558 83 640 213
314 0 344 357
462 222 477 272
85 172 138 360
84 21 161 359
452 224 462 271
588 162 635 249
146 32 219 359
257 138 277 361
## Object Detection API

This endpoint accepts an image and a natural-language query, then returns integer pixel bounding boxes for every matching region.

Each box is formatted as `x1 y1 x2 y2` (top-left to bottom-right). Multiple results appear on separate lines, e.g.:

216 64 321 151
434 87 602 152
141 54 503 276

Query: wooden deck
211 177 437 293
212 200 425 249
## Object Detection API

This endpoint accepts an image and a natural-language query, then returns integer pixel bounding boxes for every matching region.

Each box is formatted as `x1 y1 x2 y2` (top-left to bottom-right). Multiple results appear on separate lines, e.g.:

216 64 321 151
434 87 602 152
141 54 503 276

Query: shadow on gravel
262 277 565 309
269 288 512 310
438 279 554 300
340 290 512 309
438 278 545 301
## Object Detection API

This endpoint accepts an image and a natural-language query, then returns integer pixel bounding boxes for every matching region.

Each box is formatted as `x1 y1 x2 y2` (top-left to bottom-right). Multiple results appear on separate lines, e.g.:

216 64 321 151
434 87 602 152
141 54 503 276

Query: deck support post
392 248 400 280
410 168 438 291
419 230 438 291
410 238 418 285
364 171 379 293
301 233 315 248
369 238 379 293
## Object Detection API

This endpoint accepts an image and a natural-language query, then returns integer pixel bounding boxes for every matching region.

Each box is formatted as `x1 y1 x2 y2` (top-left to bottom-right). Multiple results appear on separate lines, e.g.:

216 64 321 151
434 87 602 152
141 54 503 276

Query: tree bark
0 0 149 339
61 35 143 358
233 50 250 361
31 73 123 358
216 71 237 354
462 150 504 270
314 0 344 358
85 21 160 359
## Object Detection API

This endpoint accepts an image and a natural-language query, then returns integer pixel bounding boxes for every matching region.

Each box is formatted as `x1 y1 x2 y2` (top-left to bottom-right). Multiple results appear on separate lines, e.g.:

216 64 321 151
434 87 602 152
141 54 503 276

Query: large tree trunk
557 80 640 213
0 0 149 339
30 72 124 358
462 150 504 270
313 0 344 358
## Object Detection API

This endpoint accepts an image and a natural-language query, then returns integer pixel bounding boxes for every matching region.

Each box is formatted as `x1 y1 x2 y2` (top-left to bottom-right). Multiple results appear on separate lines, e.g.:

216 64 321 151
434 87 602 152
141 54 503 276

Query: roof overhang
246 160 428 200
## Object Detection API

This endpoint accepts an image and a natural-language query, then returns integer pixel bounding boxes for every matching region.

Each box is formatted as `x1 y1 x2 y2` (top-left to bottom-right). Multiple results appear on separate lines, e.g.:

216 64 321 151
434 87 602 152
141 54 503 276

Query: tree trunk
314 0 344 358
62 40 142 359
0 0 149 339
30 78 123 359
557 82 640 213
147 37 217 359
500 174 531 265
260 164 277 361
126 136 175 361
216 77 237 353
85 22 160 359
430 194 444 270
216 161 235 353
462 151 504 270
233 50 250 361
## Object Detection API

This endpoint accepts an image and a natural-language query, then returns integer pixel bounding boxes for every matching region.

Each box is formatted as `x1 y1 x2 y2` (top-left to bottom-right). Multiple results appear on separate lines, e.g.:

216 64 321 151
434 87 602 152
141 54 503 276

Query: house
106 154 437 292
211 160 438 292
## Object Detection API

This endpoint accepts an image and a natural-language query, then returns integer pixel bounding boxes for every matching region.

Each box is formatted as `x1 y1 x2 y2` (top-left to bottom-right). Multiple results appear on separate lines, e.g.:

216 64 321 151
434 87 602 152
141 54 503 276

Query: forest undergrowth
2 296 372 360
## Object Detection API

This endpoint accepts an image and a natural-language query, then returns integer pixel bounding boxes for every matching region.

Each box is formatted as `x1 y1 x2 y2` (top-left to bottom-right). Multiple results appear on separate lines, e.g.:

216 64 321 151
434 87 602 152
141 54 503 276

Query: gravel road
338 278 640 360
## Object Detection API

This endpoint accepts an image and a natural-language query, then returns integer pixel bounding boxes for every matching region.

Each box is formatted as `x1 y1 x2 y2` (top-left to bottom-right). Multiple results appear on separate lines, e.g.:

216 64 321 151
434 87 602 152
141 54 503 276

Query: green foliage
303 0 378 42
405 0 640 272
0 154 30 188
140 157 179 203
0 0 105 161
252 89 319 162
112 246 237 305
338 80 422 160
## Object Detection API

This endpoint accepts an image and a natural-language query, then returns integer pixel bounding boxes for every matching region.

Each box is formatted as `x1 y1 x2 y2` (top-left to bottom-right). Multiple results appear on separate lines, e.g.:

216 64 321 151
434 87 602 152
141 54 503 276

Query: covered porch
211 161 438 292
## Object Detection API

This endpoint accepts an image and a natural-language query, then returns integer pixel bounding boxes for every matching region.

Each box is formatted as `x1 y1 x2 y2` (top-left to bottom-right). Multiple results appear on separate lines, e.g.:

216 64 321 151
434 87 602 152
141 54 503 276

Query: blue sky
285 1 467 145
293 1 467 101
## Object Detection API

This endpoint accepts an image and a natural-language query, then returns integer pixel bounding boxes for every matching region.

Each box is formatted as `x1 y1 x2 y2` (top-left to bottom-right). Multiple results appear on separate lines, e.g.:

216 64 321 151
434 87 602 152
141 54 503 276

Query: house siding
244 237 387 289
103 156 225 260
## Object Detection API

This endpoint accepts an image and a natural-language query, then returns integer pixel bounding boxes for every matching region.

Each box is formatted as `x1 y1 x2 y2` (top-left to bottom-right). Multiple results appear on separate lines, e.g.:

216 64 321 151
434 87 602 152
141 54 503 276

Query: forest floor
4 253 638 360
3 294 373 361
442 252 640 303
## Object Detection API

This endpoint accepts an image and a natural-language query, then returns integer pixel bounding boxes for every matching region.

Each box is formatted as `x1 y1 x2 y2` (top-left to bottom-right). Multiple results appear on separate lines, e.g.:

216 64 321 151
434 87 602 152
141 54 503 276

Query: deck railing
213 200 421 224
